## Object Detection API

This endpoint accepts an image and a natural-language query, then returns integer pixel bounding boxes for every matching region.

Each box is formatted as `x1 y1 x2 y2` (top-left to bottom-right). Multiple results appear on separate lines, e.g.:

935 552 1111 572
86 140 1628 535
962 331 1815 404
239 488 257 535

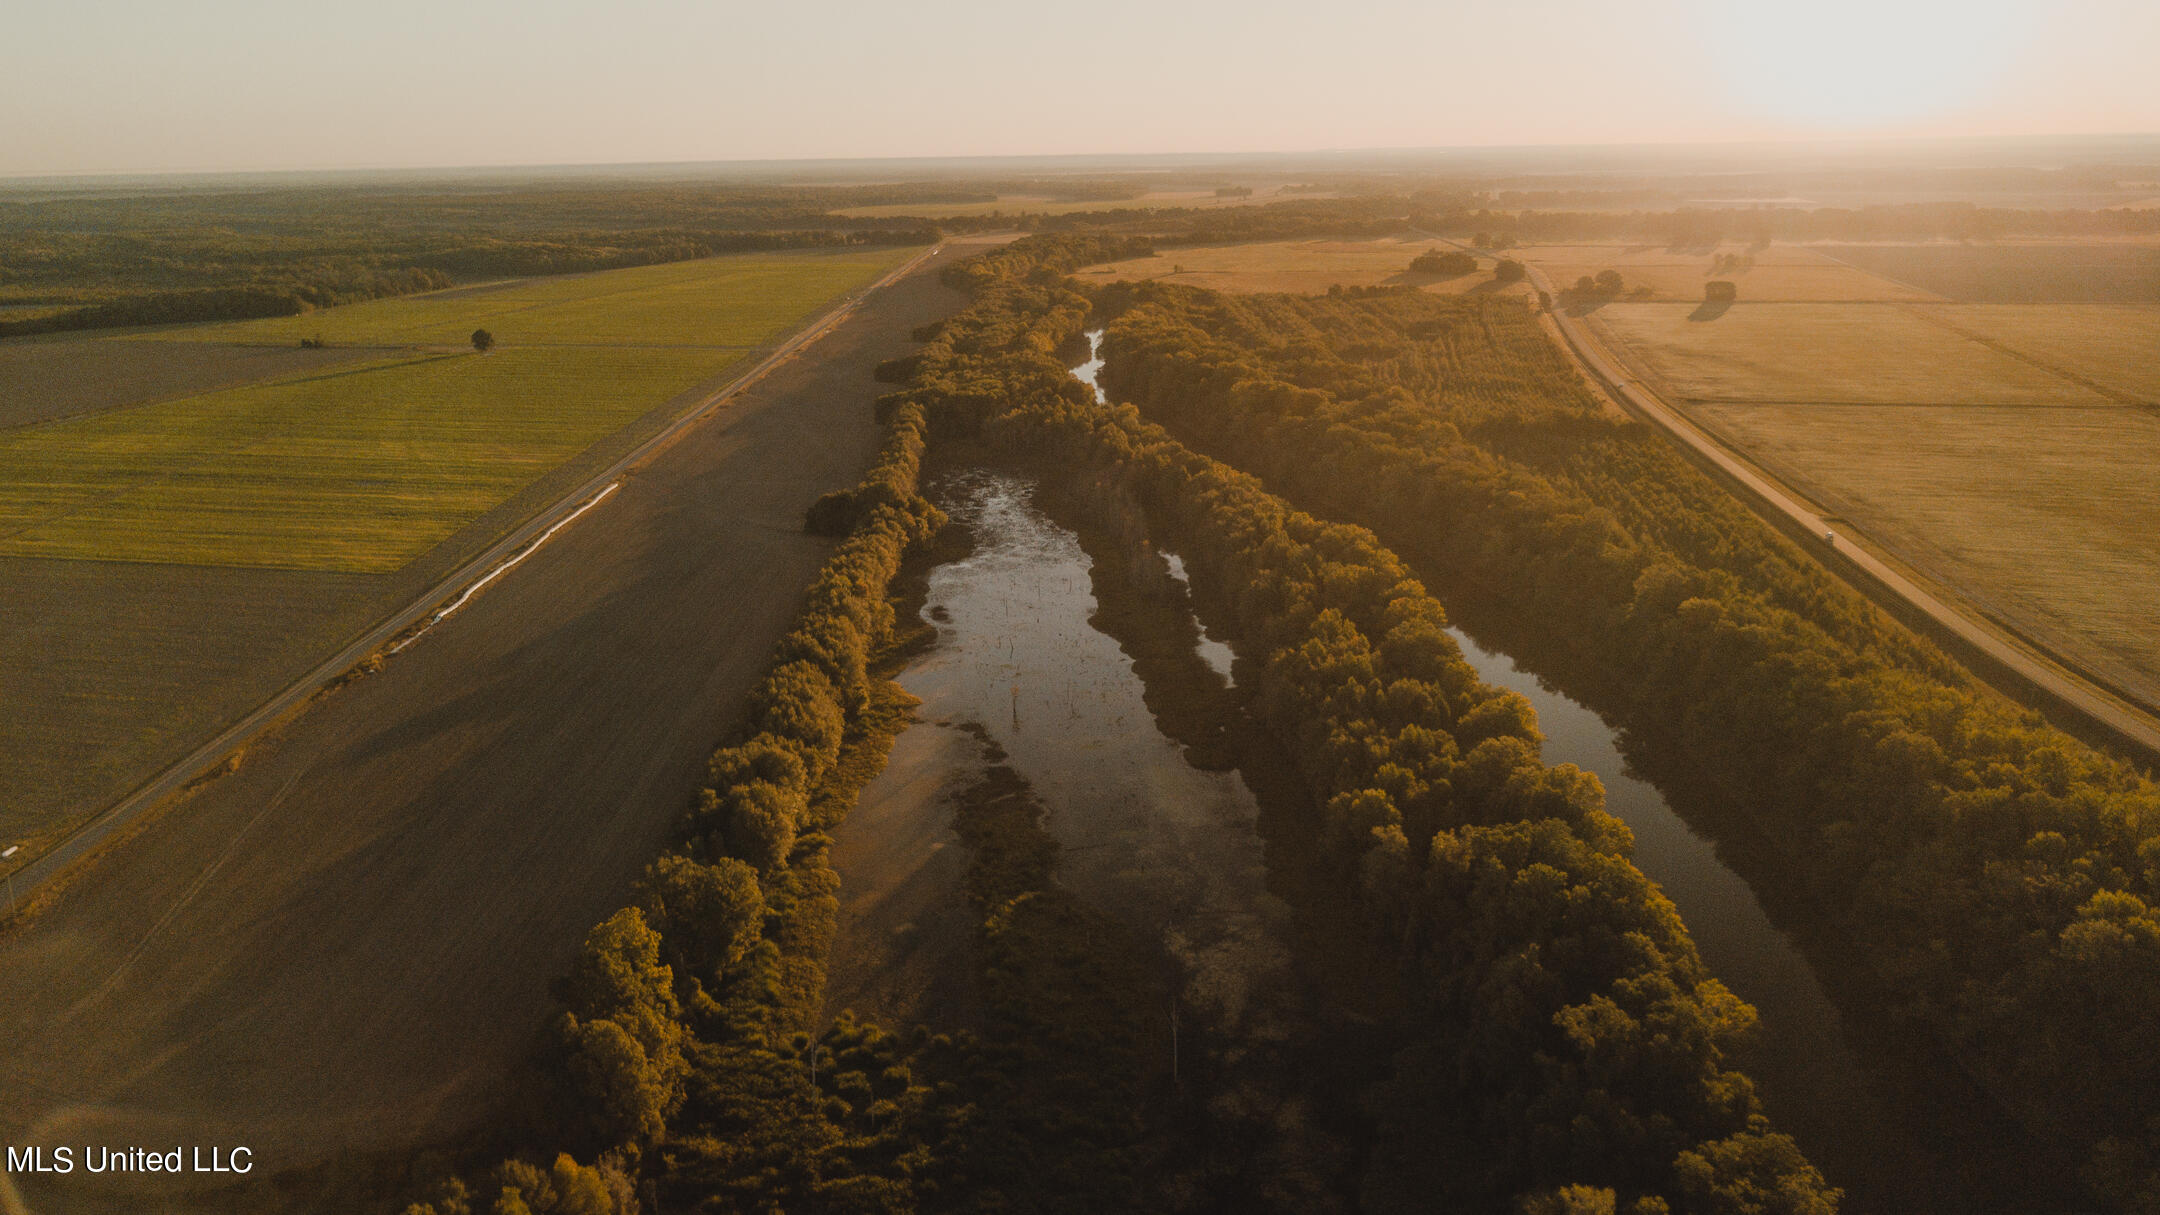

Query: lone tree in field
470 328 494 353
1494 258 1527 284
1705 280 1738 303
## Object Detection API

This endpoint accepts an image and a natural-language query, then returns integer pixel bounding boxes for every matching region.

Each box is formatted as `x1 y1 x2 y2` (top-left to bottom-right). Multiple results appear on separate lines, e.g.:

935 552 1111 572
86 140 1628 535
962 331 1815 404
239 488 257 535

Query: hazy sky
4 0 2157 176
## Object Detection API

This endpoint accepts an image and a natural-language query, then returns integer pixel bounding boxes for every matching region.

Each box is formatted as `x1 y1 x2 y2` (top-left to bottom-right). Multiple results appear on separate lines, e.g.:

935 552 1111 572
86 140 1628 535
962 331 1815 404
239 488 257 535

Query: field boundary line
1508 254 2160 768
1898 303 2151 407
0 242 946 917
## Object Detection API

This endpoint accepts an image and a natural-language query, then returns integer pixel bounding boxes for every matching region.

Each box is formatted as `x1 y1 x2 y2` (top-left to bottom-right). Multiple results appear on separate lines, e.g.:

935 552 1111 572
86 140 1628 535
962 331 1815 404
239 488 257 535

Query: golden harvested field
1079 236 1534 296
1583 277 2160 713
1516 243 1936 302
1690 402 2160 707
1591 303 2111 405
1912 304 2160 403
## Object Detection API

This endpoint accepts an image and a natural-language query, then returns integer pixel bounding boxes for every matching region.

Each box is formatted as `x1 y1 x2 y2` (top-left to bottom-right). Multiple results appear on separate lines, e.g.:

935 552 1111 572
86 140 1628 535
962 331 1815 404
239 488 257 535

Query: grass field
0 248 914 571
1080 236 1535 296
1691 402 2160 706
166 249 906 348
1591 303 2112 405
0 243 918 859
0 346 731 570
1817 243 2160 302
1516 243 1936 302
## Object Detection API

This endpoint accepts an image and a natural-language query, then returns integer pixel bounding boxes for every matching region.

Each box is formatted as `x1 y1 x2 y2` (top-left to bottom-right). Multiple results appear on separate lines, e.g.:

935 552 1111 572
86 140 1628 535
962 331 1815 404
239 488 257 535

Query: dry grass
1912 304 2160 402
1590 303 2111 405
1079 236 1534 297
1516 243 1934 302
1690 402 2160 709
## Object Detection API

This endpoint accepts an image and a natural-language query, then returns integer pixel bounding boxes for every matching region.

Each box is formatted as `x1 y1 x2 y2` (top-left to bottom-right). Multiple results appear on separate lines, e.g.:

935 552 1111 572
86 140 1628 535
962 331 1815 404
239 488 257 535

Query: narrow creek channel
1068 330 2068 1214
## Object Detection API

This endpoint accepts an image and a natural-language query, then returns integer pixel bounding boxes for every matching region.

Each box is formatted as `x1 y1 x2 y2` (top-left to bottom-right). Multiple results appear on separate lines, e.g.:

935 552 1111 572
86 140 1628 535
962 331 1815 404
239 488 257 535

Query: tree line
0 180 942 337
1091 277 2160 1212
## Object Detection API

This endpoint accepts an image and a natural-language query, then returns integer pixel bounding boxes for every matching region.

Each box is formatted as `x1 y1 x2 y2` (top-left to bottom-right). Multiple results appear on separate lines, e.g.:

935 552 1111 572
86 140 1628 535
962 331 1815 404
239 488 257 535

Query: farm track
1508 254 2160 766
0 248 968 1211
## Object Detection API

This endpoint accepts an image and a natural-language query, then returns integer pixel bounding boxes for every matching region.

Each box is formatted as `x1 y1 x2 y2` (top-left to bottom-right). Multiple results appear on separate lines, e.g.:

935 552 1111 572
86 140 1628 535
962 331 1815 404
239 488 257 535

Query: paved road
0 251 969 1213
1507 254 2160 762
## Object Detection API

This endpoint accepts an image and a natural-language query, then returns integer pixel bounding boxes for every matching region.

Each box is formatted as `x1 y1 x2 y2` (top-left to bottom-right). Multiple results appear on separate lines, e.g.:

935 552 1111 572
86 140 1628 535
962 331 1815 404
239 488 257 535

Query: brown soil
0 336 392 429
823 721 985 1031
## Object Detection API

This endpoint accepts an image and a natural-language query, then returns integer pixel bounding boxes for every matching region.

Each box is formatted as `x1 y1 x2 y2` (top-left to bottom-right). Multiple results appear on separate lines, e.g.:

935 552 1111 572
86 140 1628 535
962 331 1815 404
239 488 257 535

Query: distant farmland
1818 242 2160 302
1593 303 2113 405
0 244 918 858
1516 242 1936 302
833 187 1331 219
1579 281 2160 718
1080 235 1535 296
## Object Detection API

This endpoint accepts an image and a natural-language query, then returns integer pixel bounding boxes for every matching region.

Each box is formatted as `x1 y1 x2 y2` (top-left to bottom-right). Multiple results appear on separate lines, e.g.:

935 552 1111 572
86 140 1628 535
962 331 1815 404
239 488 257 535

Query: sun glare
1698 0 2031 128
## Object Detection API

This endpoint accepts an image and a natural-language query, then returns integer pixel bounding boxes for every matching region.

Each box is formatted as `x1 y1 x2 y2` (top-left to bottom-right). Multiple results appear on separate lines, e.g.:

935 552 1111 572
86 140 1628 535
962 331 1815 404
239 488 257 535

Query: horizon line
8 128 2160 188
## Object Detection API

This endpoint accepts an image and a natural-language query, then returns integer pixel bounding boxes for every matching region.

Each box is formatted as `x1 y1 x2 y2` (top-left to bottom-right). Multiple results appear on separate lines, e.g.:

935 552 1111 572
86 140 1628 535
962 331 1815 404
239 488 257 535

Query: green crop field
166 249 910 348
0 242 918 851
0 346 729 570
1 247 915 572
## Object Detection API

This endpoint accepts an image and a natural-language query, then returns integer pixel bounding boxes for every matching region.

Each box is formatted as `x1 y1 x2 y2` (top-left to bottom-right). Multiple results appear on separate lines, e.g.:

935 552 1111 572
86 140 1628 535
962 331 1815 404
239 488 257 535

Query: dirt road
1511 257 2160 764
0 253 969 1212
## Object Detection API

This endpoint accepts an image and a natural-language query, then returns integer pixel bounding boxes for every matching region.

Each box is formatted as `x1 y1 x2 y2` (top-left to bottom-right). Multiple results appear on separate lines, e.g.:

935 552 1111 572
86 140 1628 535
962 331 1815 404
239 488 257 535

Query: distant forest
0 182 945 336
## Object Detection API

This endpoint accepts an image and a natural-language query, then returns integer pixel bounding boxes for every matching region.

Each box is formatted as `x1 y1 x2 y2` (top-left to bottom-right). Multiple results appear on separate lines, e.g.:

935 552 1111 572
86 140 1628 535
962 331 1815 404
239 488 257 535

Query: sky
3 0 2157 176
